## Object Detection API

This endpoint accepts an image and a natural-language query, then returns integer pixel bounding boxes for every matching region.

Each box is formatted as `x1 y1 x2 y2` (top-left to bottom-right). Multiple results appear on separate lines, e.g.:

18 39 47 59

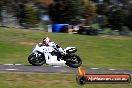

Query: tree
0 0 10 22
108 9 127 31
125 3 132 30
18 4 39 27
48 0 84 24
126 13 132 30
36 0 54 8
96 3 109 15
0 0 28 22
83 0 96 24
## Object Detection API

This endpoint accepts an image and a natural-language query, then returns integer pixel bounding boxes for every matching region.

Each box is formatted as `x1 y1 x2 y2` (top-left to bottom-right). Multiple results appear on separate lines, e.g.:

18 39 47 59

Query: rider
39 37 64 61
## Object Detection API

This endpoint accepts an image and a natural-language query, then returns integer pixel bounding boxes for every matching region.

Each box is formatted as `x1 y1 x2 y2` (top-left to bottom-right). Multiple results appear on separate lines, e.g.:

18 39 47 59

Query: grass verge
0 29 132 70
0 73 131 88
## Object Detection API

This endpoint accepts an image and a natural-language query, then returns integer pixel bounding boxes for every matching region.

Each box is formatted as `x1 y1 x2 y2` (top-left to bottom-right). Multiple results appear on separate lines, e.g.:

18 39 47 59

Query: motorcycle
28 44 82 68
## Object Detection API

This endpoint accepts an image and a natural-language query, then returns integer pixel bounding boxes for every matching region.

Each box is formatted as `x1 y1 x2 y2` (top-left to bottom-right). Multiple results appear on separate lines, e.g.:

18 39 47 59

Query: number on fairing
43 47 53 53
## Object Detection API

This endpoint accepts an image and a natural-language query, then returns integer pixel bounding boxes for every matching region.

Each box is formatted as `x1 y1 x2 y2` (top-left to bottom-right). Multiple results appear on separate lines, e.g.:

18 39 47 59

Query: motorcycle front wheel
66 54 82 68
28 54 46 66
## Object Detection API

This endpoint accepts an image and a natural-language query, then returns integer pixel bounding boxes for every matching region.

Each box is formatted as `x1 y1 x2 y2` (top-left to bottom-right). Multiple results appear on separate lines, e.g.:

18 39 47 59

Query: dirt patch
100 35 130 40
35 80 72 85
17 42 36 45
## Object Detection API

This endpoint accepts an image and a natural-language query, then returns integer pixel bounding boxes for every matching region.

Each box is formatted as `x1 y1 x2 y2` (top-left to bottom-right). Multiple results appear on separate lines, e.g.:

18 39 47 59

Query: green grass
0 29 132 88
0 29 132 70
0 73 131 88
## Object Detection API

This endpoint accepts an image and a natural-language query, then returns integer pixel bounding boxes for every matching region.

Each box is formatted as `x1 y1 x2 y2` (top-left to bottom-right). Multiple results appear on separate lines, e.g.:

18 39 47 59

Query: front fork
33 52 38 57
33 52 42 58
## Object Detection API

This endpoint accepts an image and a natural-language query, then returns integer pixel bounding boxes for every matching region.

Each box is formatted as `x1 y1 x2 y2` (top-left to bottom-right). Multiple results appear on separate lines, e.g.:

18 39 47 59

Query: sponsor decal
76 67 131 85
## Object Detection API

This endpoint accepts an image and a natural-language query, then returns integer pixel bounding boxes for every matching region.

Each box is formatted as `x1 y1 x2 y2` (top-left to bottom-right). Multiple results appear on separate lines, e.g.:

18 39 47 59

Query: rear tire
66 54 82 68
28 54 46 66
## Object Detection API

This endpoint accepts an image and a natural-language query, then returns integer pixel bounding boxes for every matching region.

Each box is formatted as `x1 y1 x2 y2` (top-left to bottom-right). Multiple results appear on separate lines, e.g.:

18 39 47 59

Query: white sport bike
28 44 82 68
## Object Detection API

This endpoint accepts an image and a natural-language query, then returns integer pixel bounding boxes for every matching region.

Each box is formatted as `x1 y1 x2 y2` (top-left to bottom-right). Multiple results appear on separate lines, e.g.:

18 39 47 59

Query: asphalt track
0 64 132 75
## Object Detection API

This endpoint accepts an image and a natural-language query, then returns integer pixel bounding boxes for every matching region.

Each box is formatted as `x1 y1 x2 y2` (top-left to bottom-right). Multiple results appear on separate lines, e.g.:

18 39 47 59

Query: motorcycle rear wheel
66 54 82 68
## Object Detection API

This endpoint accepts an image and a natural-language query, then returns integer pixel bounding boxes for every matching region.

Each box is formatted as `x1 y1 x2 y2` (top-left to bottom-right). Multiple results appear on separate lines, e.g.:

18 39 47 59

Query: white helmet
43 37 51 45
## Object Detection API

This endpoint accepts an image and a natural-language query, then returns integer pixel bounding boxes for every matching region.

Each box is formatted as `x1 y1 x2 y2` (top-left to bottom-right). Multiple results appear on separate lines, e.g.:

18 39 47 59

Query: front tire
66 54 82 68
28 54 46 66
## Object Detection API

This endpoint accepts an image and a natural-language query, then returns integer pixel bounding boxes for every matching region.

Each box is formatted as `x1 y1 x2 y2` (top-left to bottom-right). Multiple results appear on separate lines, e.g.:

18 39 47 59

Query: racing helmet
43 37 51 45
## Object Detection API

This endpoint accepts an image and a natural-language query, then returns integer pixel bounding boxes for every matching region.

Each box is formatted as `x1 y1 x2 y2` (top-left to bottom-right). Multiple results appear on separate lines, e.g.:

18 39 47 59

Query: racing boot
57 53 61 61
53 51 61 61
